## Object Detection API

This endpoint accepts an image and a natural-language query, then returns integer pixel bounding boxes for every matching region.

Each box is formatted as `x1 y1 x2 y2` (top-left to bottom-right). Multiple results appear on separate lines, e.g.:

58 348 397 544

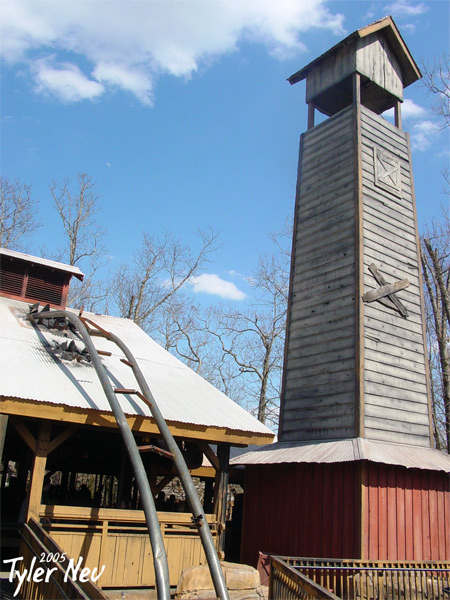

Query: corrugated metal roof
231 437 450 472
0 298 273 439
0 248 84 279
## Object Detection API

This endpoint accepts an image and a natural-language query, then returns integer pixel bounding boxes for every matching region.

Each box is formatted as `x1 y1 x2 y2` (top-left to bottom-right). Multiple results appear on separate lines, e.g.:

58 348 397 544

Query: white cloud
189 274 247 300
383 0 428 17
410 120 439 151
384 99 438 151
33 58 104 102
1 0 344 104
401 98 428 120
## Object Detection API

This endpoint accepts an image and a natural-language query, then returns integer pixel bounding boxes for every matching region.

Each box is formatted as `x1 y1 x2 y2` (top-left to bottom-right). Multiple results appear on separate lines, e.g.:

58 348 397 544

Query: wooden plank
294 224 356 266
364 229 419 266
364 403 431 426
360 119 409 157
286 348 355 374
364 414 431 437
289 336 355 361
288 315 355 347
286 367 354 387
302 105 354 146
283 379 355 401
283 394 355 416
289 300 356 330
364 382 430 405
365 347 426 375
362 207 416 247
281 426 355 442
292 265 355 300
387 466 397 560
363 392 428 415
362 278 410 303
365 332 426 363
293 252 355 283
364 303 423 330
364 367 427 393
291 279 357 314
299 173 355 211
363 425 430 447
363 202 416 240
365 313 424 342
294 210 355 247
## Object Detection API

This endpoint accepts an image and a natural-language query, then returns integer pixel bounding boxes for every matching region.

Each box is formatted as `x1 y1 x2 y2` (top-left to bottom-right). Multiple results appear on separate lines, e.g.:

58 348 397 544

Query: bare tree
205 245 290 426
109 229 218 333
421 53 450 129
0 178 40 250
50 173 106 308
420 208 450 451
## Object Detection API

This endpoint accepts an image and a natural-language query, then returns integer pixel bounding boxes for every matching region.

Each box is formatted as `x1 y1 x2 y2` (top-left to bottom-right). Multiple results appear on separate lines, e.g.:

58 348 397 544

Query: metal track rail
29 309 229 600
29 310 171 600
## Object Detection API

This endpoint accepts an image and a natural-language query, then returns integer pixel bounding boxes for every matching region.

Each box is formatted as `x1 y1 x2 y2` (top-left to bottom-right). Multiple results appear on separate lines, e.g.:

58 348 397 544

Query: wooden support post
395 100 402 129
307 102 315 130
27 422 51 520
214 444 230 558
353 72 361 105
0 415 8 461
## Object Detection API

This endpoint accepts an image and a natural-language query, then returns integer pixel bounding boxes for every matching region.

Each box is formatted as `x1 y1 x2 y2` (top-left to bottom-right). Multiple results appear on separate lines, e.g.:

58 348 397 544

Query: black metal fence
269 556 450 600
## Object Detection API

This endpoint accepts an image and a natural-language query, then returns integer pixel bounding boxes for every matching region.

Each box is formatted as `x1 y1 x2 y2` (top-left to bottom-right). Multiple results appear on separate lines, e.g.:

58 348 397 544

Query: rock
175 561 266 600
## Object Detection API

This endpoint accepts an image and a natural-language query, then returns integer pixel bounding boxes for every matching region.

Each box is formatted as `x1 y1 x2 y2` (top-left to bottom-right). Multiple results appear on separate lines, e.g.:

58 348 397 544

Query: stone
175 561 264 600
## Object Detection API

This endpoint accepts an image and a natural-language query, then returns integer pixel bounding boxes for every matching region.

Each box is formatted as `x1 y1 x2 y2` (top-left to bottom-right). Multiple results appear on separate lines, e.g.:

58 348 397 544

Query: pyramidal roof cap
288 16 421 88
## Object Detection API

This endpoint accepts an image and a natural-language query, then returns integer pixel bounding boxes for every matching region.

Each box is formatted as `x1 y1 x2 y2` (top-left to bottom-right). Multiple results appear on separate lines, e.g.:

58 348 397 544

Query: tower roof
288 16 421 88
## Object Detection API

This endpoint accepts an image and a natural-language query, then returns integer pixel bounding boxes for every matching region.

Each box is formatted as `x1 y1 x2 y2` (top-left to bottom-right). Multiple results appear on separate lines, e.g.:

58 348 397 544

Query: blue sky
1 0 449 302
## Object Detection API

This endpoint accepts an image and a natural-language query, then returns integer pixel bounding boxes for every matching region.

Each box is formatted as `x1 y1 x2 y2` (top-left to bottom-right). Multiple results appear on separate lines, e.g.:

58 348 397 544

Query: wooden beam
368 263 409 318
362 278 410 303
47 425 78 454
155 473 175 496
0 415 8 460
353 72 361 105
10 417 37 453
196 441 220 471
27 422 51 519
214 444 230 558
0 398 274 446
307 102 315 130
395 100 402 129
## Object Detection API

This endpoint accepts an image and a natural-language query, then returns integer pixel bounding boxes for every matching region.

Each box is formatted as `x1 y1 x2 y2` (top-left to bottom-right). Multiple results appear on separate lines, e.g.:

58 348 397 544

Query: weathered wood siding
360 105 431 446
356 35 403 102
280 106 357 442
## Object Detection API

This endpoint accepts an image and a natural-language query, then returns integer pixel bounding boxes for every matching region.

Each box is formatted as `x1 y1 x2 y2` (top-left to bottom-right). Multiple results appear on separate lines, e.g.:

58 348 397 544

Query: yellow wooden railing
38 504 217 588
18 517 108 600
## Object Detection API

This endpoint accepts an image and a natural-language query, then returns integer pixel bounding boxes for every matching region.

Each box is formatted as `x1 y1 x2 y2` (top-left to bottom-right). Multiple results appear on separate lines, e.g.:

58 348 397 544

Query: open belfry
236 17 450 564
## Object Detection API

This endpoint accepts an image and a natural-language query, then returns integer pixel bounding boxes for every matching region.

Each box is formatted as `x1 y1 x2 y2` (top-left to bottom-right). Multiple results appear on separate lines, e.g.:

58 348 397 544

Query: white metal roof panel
0 248 84 279
231 437 450 472
0 298 273 438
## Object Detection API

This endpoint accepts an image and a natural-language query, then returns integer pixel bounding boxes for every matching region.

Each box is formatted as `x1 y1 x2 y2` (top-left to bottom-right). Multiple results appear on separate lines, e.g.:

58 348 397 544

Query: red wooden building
234 17 450 566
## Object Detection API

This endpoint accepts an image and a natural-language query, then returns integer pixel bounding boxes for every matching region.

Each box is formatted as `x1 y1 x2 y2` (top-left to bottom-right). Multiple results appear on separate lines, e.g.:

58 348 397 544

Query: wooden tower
238 17 450 565
280 17 429 445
